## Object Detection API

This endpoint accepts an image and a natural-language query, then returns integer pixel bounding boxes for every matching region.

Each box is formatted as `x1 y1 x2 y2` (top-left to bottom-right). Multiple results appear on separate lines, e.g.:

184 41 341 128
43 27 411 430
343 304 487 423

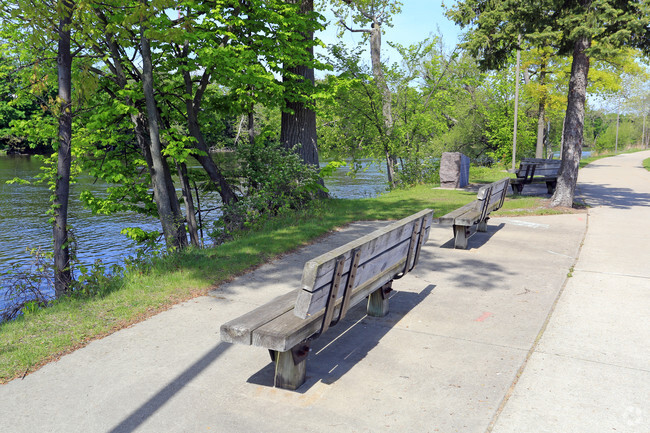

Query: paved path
0 151 648 432
491 150 650 432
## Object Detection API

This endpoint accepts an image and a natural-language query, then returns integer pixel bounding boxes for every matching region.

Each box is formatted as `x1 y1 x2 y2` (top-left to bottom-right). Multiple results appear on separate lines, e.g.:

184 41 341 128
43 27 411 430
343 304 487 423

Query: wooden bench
510 158 561 194
434 178 509 249
220 209 434 390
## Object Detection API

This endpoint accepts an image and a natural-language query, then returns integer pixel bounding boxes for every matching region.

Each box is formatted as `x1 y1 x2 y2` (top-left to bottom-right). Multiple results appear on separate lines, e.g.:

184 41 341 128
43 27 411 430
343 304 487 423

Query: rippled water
0 156 388 312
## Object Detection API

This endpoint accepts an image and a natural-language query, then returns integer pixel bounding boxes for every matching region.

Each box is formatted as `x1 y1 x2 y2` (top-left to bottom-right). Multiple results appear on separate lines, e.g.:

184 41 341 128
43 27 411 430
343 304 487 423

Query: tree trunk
141 24 188 249
177 161 200 247
369 19 396 186
550 37 591 208
181 68 238 205
53 0 74 298
280 0 320 168
536 101 546 158
535 67 547 158
247 110 255 145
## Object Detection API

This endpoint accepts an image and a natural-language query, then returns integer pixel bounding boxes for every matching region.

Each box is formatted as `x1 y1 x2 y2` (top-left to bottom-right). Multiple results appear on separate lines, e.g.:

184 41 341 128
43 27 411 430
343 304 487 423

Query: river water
0 156 388 310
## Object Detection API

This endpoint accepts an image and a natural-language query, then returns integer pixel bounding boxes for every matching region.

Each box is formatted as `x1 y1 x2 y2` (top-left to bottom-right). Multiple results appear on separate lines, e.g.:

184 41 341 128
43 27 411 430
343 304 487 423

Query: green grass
469 165 514 183
0 170 565 383
643 157 650 171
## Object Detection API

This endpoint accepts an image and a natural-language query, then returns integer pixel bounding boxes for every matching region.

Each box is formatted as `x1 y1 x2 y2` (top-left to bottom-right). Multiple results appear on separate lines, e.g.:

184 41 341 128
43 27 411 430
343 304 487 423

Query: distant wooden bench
510 158 561 194
221 209 434 390
434 178 509 249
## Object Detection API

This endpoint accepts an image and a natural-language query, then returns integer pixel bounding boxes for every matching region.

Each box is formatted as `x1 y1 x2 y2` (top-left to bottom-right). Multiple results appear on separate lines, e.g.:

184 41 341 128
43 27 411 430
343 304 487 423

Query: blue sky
314 1 464 72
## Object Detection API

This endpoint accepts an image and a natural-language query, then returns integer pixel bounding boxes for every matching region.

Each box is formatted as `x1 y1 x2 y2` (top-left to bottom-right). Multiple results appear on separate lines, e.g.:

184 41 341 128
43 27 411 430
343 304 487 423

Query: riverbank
0 171 573 383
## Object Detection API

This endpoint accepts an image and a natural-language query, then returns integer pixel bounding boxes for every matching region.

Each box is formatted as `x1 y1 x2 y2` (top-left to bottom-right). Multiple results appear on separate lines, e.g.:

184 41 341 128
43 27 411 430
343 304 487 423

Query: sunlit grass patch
0 172 576 383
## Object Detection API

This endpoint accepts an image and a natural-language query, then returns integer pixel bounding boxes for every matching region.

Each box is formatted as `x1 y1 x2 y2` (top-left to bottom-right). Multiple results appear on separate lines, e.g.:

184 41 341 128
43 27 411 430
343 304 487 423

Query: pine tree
447 0 650 206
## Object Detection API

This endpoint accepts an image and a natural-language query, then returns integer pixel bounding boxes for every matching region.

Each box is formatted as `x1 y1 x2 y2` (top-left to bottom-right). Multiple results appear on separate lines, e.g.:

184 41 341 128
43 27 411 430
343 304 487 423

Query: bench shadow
246 284 436 393
414 247 513 292
438 223 506 250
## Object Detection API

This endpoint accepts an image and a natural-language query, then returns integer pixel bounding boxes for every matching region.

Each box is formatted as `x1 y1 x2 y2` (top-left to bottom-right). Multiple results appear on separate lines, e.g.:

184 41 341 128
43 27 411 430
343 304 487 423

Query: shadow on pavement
107 343 231 433
577 183 650 209
247 285 436 393
438 223 506 250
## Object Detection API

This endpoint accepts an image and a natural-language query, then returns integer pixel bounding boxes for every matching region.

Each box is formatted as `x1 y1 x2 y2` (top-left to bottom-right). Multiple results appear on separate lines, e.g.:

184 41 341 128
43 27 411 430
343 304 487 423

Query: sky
314 1 464 74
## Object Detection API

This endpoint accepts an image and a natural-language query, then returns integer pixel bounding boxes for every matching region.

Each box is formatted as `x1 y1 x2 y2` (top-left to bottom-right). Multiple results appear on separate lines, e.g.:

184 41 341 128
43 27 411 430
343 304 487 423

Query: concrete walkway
1 151 648 432
491 150 650 433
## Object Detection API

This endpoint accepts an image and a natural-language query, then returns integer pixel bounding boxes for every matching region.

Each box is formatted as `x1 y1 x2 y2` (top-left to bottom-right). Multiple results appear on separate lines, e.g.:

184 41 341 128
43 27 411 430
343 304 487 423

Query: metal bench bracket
395 216 426 280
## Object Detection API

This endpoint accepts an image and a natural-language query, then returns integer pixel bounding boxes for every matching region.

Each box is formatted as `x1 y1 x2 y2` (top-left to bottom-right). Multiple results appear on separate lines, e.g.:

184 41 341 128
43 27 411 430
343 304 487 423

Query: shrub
396 157 440 187
210 141 322 243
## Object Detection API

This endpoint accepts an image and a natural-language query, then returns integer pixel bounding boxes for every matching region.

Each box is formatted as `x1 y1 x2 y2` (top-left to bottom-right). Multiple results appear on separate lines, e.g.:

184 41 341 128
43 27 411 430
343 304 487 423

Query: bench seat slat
436 202 478 226
220 290 299 345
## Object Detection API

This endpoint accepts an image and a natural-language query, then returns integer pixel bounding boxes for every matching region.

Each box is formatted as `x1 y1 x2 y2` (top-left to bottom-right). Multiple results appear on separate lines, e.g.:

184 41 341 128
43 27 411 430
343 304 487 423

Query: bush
396 157 440 187
210 141 322 243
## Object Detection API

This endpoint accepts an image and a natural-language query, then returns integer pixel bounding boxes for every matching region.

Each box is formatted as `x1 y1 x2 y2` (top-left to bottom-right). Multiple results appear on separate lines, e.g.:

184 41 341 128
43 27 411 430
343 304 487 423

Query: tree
138 0 188 250
447 0 650 207
332 0 402 187
280 0 320 169
52 0 75 296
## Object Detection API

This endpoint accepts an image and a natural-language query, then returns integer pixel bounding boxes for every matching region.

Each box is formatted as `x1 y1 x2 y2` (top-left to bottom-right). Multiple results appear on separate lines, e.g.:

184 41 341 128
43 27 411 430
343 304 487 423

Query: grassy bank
643 157 650 171
0 169 568 383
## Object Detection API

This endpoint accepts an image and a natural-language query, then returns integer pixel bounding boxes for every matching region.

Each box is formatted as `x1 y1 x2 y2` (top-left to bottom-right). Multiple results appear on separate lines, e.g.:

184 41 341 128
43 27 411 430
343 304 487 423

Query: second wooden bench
510 158 561 194
435 178 509 249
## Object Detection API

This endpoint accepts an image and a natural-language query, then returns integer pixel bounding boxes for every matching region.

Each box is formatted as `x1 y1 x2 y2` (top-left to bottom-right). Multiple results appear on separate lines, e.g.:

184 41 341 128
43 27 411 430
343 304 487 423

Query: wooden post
274 350 306 390
367 283 390 317
453 225 469 249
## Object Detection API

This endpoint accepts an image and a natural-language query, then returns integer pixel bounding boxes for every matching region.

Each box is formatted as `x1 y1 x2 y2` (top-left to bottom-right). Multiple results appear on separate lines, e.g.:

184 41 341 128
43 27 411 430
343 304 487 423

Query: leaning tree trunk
53 0 74 298
181 68 238 205
550 37 591 207
141 26 188 249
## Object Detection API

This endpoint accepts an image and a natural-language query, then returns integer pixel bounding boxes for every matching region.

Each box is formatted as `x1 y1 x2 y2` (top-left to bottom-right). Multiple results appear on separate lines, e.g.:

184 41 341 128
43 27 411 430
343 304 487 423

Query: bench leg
477 218 488 232
546 180 557 194
273 349 307 390
453 225 469 249
367 282 391 317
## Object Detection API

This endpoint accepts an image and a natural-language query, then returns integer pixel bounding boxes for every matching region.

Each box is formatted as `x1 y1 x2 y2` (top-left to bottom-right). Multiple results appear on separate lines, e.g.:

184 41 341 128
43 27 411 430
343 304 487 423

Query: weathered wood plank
294 210 433 319
253 260 407 351
436 202 477 226
303 209 433 290
220 290 299 345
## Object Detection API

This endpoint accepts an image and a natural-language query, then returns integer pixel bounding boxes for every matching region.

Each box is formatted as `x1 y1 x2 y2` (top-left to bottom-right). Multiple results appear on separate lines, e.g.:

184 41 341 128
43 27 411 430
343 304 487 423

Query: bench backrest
475 177 509 219
517 159 561 180
294 208 434 319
